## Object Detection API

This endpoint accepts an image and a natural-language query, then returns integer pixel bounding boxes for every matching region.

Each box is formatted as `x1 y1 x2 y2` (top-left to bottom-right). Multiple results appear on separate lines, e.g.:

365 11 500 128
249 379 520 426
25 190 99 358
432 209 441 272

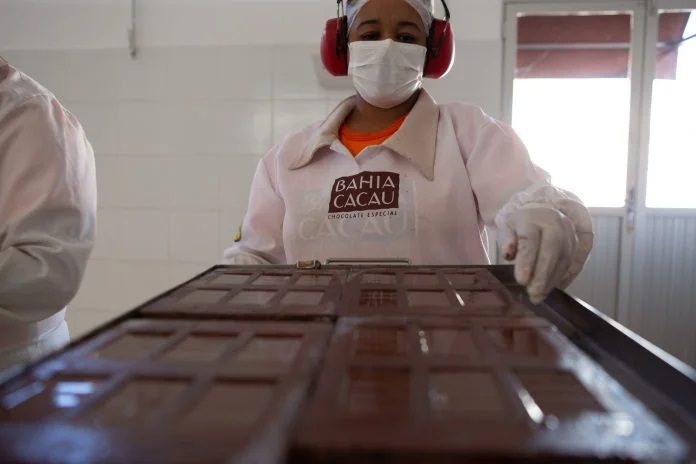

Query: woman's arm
454 105 593 303
455 108 549 223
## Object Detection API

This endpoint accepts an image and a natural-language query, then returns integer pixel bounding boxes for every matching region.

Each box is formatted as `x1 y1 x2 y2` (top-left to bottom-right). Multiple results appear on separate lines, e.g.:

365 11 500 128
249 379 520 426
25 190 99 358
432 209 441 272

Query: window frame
503 0 696 216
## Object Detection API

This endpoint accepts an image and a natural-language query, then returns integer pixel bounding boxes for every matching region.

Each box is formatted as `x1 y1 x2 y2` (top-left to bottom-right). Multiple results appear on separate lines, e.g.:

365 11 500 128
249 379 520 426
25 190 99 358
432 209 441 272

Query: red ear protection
321 0 455 79
425 17 455 78
321 15 349 77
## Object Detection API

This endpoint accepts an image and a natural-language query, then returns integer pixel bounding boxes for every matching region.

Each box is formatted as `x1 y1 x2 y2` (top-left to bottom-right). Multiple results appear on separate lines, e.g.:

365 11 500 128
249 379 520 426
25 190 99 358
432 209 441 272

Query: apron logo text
328 171 400 214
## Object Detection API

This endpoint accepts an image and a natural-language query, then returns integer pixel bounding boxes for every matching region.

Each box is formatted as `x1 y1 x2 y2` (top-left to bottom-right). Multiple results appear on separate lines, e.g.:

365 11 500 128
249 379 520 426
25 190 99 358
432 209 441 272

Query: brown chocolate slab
2 264 694 463
140 267 348 320
339 267 531 317
0 319 332 463
292 316 687 462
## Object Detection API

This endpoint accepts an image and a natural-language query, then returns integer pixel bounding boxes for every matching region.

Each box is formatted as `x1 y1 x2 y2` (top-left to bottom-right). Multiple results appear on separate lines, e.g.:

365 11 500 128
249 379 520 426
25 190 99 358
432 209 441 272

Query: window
646 11 696 208
511 12 636 207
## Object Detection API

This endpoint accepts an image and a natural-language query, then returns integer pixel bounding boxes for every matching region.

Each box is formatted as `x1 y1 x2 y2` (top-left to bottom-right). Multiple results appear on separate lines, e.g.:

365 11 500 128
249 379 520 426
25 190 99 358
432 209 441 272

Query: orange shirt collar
290 90 441 181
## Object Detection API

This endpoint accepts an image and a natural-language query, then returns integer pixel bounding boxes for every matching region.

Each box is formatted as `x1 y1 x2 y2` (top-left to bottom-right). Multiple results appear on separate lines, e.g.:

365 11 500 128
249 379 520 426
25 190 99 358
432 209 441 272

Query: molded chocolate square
224 336 304 377
229 290 276 305
444 271 491 289
408 290 451 307
281 291 325 306
516 370 606 418
159 335 235 364
207 273 253 287
295 274 334 287
424 329 479 357
361 273 398 285
86 379 188 427
358 289 398 307
180 380 275 427
486 328 557 360
429 370 507 417
403 273 441 287
177 290 228 308
92 333 172 361
345 367 411 417
353 327 409 356
252 274 293 286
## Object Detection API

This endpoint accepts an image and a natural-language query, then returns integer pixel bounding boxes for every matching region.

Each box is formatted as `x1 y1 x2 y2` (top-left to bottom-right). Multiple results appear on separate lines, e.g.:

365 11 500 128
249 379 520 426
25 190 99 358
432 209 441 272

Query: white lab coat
223 90 590 266
0 58 96 371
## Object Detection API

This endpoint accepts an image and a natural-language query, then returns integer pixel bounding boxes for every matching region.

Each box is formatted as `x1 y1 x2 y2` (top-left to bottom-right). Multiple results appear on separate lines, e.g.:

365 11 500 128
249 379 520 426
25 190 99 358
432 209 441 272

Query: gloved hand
497 205 577 304
495 185 594 305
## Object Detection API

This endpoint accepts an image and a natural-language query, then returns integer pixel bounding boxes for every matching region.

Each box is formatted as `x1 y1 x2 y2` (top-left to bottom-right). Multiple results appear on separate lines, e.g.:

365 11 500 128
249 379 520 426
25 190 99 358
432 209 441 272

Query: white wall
0 0 503 48
1 0 505 337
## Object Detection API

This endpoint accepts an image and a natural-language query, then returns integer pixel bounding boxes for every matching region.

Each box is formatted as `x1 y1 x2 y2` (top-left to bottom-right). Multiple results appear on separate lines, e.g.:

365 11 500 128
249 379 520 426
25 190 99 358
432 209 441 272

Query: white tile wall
70 259 172 314
2 33 504 340
272 45 353 101
96 156 169 209
94 209 170 261
0 1 504 51
273 99 330 144
169 212 220 263
218 156 261 209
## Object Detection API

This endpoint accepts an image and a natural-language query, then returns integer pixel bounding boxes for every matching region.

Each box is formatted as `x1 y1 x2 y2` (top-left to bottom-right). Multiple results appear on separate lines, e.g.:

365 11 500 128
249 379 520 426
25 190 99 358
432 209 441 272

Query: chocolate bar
338 267 532 317
292 316 687 462
0 319 331 463
1 264 694 463
141 267 347 320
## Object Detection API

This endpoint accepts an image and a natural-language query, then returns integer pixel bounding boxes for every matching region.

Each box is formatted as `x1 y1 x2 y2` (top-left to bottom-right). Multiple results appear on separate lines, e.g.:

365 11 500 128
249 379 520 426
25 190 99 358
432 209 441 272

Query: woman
224 0 593 304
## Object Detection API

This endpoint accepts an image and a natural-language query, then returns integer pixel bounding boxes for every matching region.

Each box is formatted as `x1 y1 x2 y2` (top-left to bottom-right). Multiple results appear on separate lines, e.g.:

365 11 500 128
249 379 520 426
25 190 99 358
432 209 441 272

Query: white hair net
347 0 435 33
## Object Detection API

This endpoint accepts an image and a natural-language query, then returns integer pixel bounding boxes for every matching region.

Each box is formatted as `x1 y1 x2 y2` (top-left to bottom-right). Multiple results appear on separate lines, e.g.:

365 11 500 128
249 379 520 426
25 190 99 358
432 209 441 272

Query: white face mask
348 39 427 109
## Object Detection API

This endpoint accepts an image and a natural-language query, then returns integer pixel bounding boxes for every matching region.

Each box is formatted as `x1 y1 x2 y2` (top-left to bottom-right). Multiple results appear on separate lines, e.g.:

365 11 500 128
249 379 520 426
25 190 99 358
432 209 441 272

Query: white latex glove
497 204 578 304
495 184 594 304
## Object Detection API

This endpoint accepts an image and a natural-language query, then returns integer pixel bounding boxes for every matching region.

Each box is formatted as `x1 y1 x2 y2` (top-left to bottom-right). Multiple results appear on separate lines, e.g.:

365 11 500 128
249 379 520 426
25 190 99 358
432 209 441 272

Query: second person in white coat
0 57 96 373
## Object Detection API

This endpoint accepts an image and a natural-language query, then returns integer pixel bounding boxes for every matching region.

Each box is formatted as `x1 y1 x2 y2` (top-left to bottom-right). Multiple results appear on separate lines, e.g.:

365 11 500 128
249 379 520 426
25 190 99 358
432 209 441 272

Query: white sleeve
222 154 286 265
453 106 592 282
0 96 97 323
455 108 550 226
